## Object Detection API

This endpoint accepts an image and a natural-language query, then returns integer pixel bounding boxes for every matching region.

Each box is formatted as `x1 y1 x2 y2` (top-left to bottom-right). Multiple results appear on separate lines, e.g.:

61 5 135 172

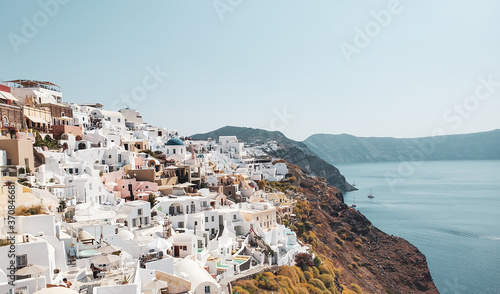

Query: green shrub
0 239 11 247
319 274 335 289
303 271 313 281
350 283 363 294
308 278 327 291
15 204 45 216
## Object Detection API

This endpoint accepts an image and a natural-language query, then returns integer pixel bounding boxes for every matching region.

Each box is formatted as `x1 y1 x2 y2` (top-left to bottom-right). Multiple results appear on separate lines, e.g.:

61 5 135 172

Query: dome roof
165 138 184 146
118 230 134 241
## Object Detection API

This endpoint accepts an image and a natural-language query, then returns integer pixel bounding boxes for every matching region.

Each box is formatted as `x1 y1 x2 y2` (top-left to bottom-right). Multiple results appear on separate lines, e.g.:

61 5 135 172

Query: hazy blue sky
1 0 499 141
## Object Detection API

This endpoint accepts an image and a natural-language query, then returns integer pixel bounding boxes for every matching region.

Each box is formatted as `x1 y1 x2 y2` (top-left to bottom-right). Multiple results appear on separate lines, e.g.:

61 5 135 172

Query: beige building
0 138 35 171
240 203 277 232
23 105 51 133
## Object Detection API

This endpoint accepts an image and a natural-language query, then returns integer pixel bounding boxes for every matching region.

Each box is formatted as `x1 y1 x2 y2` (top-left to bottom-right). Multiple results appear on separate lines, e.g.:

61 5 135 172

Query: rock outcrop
287 163 439 293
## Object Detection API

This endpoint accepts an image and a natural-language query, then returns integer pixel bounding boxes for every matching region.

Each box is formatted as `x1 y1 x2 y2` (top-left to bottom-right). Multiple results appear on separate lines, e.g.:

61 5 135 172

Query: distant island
304 129 500 165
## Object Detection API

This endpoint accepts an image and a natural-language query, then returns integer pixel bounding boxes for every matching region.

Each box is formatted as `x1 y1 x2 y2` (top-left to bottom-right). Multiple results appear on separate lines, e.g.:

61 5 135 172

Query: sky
1 0 499 141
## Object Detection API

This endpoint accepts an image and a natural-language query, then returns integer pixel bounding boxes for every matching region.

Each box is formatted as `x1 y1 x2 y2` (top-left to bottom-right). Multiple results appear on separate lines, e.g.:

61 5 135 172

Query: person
68 243 76 263
90 263 101 279
62 278 72 288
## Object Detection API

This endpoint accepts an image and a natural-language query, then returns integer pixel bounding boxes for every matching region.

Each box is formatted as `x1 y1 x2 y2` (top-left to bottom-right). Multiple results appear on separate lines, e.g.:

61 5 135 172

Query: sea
337 160 500 294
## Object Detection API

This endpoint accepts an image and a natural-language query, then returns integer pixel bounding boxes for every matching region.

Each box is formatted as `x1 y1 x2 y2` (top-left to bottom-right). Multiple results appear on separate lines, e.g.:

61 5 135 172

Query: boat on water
351 193 357 208
367 188 375 199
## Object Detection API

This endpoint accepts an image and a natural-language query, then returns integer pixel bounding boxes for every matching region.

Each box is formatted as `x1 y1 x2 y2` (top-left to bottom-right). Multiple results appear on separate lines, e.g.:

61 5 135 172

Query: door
219 215 224 234
174 246 180 257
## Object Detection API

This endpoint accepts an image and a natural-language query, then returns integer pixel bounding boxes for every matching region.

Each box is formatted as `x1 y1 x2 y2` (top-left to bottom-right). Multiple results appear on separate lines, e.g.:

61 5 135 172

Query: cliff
191 126 355 192
304 129 500 164
233 163 439 294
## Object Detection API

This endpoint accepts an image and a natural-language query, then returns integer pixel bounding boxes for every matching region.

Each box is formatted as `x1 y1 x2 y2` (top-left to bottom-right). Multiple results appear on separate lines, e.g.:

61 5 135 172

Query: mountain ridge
304 129 500 164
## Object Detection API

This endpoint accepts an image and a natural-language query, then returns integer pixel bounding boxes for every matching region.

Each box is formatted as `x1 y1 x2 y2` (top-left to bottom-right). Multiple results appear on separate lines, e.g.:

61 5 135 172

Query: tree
59 200 67 212
295 253 314 270
7 126 17 138
313 256 321 267
257 180 267 191
35 131 44 147
147 193 156 208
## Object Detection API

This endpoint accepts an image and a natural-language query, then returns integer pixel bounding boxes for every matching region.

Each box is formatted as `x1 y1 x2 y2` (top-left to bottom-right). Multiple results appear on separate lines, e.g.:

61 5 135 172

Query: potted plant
7 126 17 139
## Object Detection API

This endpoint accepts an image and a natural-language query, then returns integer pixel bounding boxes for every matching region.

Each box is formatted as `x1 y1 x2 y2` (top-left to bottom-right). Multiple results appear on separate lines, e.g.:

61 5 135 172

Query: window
173 149 176 154
211 216 214 222
16 255 27 269
118 118 121 122
256 217 259 221
205 286 211 293
132 219 138 227
182 246 187 250
205 217 208 222
194 221 198 226
118 154 121 162
143 217 149 225
233 215 236 220
138 209 143 215
109 155 112 159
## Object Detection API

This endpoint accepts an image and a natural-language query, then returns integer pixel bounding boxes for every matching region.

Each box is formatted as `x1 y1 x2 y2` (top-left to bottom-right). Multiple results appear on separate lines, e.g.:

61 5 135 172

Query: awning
25 115 48 125
0 91 19 102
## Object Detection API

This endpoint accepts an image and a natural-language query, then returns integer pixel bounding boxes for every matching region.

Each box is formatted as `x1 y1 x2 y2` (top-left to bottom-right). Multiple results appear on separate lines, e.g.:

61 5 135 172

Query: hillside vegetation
231 163 438 294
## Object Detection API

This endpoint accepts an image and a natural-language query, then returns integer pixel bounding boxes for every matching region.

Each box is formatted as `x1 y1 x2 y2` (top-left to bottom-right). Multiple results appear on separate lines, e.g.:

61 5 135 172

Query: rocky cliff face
304 129 500 164
191 126 355 192
287 163 438 293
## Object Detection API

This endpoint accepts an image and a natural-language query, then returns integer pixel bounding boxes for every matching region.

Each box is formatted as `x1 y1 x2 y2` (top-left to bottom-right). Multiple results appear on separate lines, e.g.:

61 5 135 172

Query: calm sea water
337 160 500 294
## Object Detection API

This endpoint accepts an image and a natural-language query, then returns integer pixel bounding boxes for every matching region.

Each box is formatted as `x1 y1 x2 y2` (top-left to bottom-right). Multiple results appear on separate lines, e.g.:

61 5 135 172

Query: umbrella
77 249 101 258
92 253 120 265
147 238 171 250
136 192 150 197
34 288 78 294
144 279 168 294
97 244 122 254
16 264 48 291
